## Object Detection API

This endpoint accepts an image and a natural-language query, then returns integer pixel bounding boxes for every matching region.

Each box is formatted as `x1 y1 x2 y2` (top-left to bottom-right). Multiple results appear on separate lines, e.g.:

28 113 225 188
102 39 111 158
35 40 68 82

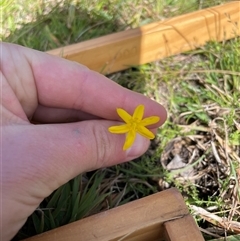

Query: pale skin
0 42 167 240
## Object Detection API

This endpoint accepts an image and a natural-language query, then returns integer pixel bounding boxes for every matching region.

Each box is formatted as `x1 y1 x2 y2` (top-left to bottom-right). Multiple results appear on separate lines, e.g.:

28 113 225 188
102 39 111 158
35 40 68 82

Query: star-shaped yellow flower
108 104 160 150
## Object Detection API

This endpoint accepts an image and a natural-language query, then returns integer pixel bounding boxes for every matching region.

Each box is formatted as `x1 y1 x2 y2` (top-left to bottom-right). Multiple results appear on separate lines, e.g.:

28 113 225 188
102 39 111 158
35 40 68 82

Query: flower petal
137 125 155 139
133 105 144 121
117 108 132 123
141 116 160 126
108 124 130 133
123 130 136 150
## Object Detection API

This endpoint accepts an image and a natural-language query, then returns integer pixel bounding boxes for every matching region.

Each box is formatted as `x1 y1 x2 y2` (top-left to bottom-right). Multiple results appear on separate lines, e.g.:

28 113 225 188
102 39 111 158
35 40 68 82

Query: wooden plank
163 214 205 241
46 2 240 74
24 188 192 241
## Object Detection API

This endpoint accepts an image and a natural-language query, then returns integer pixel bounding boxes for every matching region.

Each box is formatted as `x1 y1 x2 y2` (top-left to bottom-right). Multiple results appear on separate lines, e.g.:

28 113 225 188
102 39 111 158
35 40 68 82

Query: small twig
210 117 240 164
178 124 210 133
191 205 240 233
211 141 222 165
188 149 197 164
233 119 240 131
210 85 233 101
198 227 221 238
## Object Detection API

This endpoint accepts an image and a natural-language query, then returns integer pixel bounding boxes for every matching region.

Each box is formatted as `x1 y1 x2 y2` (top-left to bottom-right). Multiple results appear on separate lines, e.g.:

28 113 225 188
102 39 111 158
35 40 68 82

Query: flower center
129 119 139 130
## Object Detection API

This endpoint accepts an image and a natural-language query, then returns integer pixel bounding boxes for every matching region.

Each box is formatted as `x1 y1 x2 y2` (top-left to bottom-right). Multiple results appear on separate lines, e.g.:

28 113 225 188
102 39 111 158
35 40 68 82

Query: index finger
22 44 167 126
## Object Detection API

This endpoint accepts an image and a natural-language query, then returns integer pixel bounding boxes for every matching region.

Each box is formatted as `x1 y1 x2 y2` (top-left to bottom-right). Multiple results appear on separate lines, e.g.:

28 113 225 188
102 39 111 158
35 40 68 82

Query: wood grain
24 188 193 241
164 214 205 241
46 2 240 74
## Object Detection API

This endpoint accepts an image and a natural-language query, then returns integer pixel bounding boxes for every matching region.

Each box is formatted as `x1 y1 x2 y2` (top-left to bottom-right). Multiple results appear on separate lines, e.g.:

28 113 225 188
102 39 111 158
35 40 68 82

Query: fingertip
125 134 150 161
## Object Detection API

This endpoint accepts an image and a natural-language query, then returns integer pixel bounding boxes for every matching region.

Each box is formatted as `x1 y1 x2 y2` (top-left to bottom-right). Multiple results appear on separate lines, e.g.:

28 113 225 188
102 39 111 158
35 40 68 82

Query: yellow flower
108 105 160 150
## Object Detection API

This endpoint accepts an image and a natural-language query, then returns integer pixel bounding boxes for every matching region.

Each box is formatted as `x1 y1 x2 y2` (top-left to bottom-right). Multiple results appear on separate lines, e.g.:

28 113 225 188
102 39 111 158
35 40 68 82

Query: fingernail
126 134 150 159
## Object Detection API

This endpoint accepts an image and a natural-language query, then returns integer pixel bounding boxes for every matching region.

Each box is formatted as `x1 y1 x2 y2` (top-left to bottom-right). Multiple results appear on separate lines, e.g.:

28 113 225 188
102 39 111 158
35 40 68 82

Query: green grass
2 0 239 240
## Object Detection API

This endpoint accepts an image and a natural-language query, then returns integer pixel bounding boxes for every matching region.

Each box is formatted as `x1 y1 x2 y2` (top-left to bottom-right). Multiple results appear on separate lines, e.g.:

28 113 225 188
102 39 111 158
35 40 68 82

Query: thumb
13 120 150 196
46 120 150 183
2 120 150 240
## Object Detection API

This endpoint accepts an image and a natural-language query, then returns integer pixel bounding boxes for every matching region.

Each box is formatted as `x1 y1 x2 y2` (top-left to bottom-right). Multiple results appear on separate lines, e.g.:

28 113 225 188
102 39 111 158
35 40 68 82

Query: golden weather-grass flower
108 104 160 150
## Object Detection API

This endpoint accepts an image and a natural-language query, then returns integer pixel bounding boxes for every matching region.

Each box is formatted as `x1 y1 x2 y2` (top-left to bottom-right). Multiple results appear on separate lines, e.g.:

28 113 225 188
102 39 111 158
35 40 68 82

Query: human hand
1 42 167 240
